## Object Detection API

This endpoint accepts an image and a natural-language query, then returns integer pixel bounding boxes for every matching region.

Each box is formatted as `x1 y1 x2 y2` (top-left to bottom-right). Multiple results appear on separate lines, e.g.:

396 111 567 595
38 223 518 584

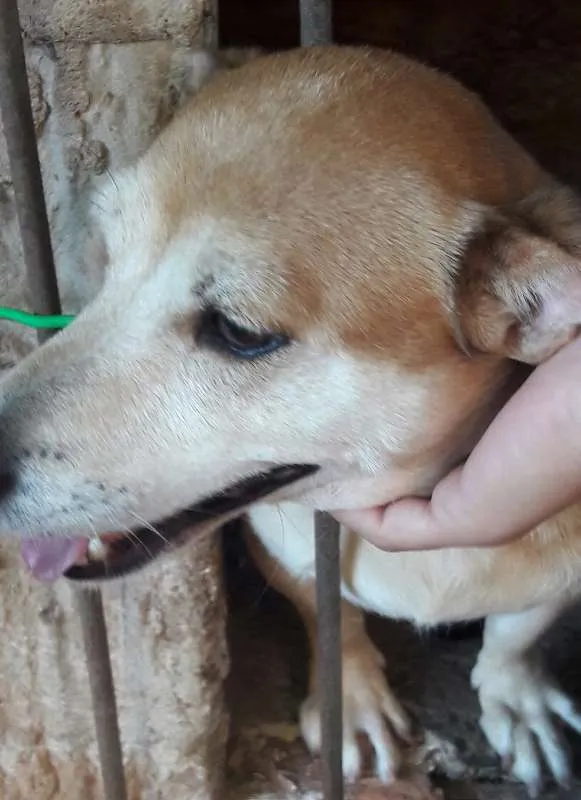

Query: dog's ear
455 184 581 364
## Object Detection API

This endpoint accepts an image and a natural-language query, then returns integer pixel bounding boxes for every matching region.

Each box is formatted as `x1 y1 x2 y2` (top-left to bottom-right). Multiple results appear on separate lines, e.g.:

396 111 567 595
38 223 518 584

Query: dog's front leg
472 601 581 794
245 507 411 783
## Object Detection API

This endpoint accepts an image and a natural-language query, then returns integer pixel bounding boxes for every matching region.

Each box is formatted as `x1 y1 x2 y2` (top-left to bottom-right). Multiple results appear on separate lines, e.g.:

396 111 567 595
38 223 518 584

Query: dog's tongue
20 538 89 582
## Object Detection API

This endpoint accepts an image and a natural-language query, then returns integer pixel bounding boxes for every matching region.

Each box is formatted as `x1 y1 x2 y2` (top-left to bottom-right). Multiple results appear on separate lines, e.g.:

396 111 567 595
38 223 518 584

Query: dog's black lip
65 463 319 582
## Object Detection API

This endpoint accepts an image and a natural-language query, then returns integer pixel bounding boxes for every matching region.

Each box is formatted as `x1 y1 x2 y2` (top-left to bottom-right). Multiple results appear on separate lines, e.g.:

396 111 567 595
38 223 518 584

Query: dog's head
1 46 580 581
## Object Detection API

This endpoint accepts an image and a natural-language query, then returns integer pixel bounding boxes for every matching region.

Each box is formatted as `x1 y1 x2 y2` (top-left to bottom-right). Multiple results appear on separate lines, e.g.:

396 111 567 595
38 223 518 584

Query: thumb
333 497 445 551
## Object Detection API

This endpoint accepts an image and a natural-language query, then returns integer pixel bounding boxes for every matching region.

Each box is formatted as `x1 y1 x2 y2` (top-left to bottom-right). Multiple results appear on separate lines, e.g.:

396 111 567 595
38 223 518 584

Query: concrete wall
0 3 229 798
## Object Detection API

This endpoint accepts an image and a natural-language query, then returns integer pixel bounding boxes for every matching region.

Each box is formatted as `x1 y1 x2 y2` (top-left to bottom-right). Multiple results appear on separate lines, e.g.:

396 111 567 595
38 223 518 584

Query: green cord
0 307 75 330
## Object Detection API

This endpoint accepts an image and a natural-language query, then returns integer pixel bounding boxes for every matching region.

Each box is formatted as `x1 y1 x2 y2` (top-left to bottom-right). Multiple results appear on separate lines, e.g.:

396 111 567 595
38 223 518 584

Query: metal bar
77 591 128 800
0 0 61 343
314 511 344 800
299 0 332 47
0 4 128 800
206 0 220 50
299 4 343 797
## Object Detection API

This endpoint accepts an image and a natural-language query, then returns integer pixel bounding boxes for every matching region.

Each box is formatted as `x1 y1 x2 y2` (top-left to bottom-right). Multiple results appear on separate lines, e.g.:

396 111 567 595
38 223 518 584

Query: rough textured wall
0 2 229 798
0 538 227 800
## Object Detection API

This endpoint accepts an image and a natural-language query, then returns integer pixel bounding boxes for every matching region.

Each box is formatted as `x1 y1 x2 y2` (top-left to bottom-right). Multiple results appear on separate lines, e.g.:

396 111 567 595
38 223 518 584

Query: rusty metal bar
0 3 128 799
76 591 128 800
300 0 333 47
314 511 344 800
299 3 343 797
206 0 220 50
0 0 61 338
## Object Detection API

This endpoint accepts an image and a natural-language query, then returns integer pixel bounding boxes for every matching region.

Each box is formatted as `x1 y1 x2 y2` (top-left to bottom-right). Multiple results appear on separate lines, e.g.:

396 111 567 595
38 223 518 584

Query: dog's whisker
276 506 286 551
104 510 156 561
128 530 155 561
106 166 119 193
127 510 171 548
89 199 106 214
122 525 155 561
250 509 287 610
250 506 308 608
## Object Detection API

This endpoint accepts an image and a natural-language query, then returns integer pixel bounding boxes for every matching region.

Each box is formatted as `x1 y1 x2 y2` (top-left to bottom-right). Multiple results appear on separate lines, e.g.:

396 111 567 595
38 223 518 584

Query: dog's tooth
87 537 108 561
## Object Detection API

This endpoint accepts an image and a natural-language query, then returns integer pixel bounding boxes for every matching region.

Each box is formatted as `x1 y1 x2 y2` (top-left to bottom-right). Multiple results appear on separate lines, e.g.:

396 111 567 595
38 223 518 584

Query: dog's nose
0 471 16 501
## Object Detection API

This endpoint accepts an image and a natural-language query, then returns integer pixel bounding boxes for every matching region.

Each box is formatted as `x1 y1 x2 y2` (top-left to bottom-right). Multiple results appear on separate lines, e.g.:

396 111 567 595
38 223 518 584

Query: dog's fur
1 46 581 792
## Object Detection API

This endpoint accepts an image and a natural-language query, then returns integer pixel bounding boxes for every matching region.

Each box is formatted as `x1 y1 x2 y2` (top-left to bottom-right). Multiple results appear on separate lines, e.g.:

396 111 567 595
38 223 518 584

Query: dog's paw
300 639 411 783
471 652 581 795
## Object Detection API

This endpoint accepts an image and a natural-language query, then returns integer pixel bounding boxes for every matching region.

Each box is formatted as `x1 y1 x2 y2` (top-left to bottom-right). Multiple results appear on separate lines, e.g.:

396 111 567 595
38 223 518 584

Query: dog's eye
198 309 290 359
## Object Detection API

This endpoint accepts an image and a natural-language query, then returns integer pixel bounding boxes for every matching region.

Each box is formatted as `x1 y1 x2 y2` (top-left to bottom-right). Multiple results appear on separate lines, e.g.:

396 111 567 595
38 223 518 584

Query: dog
1 46 581 794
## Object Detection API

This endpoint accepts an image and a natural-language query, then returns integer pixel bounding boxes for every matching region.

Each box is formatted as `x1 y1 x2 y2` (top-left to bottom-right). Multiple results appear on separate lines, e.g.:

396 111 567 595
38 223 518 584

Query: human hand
334 336 581 550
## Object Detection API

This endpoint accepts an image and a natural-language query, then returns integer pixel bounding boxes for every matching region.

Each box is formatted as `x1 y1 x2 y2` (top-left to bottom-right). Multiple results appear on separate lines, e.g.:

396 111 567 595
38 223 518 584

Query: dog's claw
300 637 409 783
558 775 572 793
473 653 579 793
525 778 542 799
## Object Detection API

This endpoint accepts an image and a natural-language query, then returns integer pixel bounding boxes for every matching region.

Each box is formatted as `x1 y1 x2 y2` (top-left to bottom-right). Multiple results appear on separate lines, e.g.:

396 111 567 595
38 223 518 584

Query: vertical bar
76 591 128 800
299 4 343 797
0 4 128 800
206 0 219 50
314 511 344 800
299 0 332 47
0 0 61 343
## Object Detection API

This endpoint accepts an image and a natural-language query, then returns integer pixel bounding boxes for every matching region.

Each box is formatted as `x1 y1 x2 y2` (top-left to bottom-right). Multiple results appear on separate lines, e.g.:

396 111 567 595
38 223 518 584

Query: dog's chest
248 503 581 628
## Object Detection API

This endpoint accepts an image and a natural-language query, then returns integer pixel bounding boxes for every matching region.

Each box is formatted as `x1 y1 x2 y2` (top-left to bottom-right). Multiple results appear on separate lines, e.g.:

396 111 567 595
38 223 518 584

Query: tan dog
1 46 581 794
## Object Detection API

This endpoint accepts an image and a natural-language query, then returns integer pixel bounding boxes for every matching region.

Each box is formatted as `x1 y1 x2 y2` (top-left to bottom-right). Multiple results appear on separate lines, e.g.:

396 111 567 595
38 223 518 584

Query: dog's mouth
20 463 318 583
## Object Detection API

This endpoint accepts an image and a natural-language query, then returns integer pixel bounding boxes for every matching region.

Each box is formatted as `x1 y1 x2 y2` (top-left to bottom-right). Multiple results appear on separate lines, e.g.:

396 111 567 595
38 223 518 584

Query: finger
332 507 386 541
335 498 464 551
334 486 527 551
